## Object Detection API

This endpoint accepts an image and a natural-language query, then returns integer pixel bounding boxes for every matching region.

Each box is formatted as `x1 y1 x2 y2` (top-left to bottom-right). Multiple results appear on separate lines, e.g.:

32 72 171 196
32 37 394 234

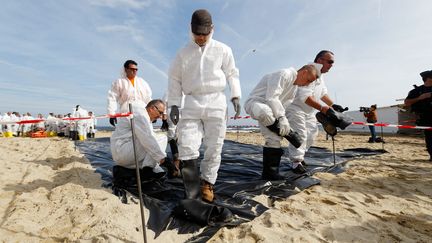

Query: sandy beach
0 131 431 242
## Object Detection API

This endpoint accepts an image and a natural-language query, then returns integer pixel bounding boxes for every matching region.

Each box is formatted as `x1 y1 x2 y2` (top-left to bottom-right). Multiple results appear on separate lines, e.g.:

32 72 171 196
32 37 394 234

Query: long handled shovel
129 103 148 243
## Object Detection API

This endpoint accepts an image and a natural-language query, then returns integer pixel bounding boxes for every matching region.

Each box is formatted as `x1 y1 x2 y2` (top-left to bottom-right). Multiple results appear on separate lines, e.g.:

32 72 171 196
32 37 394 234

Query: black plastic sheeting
76 137 384 242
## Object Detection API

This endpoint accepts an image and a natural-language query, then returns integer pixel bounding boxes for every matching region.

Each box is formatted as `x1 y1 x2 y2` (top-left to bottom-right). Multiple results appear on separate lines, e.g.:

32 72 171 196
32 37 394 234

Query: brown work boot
200 180 214 203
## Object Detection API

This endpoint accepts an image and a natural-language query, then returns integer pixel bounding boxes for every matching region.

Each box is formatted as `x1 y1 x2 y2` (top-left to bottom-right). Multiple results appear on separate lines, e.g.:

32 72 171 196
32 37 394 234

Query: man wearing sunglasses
107 60 152 127
286 50 350 170
244 64 322 180
167 9 242 203
111 99 171 185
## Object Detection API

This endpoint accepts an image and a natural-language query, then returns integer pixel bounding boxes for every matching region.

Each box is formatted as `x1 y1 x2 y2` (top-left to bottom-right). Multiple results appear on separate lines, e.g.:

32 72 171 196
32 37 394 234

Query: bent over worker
111 99 168 178
244 64 322 179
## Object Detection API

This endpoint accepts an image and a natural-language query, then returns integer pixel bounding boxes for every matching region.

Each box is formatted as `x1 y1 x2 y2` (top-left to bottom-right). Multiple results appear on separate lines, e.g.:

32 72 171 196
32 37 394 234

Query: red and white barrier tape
351 122 432 130
228 121 432 131
2 112 431 131
0 112 133 125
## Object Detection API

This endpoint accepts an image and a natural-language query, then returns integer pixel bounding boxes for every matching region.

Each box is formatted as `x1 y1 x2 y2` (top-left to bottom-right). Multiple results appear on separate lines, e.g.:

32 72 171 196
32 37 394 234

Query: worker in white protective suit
21 112 34 136
167 9 242 203
73 105 88 140
111 99 168 178
11 112 20 136
244 64 322 180
286 50 349 167
46 112 58 136
86 111 97 138
0 113 3 136
107 60 152 127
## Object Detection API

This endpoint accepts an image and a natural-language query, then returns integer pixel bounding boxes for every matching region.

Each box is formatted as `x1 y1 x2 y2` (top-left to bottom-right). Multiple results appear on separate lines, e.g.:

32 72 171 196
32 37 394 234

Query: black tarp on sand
76 137 383 242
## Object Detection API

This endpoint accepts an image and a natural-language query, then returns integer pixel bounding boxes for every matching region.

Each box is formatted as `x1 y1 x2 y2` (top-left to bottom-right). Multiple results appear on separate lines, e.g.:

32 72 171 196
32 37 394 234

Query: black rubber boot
181 159 201 200
266 120 303 148
262 147 285 180
316 109 352 136
326 109 352 129
316 112 337 136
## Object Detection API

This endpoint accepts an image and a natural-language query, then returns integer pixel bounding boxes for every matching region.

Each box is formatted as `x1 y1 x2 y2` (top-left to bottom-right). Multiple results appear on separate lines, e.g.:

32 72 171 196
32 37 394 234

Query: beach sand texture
0 131 431 242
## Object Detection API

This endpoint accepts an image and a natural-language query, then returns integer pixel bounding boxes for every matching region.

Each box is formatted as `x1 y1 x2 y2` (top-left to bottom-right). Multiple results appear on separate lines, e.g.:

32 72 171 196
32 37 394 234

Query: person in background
35 113 45 131
107 60 152 127
56 114 66 137
404 70 432 161
363 104 378 143
87 111 97 138
21 112 34 136
46 112 58 136
167 9 242 202
73 105 88 140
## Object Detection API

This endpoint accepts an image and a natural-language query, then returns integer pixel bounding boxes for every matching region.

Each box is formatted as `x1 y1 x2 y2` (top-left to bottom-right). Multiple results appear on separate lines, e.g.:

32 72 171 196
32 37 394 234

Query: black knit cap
191 9 213 35
420 70 432 82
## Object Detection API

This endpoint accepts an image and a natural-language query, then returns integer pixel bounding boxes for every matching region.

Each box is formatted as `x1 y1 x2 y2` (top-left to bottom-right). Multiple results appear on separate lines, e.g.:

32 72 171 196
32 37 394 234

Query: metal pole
331 135 336 166
236 125 239 142
129 104 148 243
380 125 385 150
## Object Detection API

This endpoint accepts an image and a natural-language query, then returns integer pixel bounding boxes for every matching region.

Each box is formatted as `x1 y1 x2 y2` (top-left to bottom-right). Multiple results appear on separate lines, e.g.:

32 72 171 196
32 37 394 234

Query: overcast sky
1 0 431 126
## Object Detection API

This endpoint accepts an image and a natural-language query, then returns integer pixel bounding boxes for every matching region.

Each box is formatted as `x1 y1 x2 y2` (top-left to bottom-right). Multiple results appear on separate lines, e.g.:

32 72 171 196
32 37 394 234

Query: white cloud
89 0 152 9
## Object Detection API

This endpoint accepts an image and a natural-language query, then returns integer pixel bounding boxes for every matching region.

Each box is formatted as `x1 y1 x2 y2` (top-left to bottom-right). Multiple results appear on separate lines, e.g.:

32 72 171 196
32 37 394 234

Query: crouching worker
244 64 322 179
111 99 179 199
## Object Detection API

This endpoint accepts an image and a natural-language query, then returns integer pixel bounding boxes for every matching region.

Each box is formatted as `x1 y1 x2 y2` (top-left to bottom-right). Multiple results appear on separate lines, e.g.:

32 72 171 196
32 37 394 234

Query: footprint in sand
321 198 338 205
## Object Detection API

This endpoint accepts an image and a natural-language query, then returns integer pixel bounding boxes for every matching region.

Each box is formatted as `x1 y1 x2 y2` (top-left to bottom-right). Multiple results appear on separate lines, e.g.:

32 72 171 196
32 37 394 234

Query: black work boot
316 112 337 136
262 147 285 180
266 120 303 148
181 159 201 200
292 163 307 174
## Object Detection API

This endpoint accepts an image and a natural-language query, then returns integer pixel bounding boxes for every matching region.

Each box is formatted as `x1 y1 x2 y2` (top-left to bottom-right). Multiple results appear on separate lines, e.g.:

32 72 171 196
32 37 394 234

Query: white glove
277 116 290 136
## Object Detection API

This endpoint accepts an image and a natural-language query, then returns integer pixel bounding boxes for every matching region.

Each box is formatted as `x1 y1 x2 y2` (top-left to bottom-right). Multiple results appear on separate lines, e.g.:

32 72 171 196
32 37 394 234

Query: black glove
285 130 303 148
332 104 349 113
161 119 169 131
170 105 179 125
109 117 117 127
231 97 241 118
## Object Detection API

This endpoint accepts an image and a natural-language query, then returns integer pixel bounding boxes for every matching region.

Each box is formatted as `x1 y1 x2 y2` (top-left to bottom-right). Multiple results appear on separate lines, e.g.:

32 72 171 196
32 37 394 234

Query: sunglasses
127 68 138 71
192 32 210 36
153 105 164 116
320 58 334 65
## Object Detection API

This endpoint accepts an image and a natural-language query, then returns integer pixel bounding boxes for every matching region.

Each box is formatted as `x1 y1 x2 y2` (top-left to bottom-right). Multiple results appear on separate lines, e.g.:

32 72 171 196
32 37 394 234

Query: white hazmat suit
107 71 152 115
167 33 241 184
286 76 328 163
73 106 88 140
245 68 308 148
110 101 167 172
